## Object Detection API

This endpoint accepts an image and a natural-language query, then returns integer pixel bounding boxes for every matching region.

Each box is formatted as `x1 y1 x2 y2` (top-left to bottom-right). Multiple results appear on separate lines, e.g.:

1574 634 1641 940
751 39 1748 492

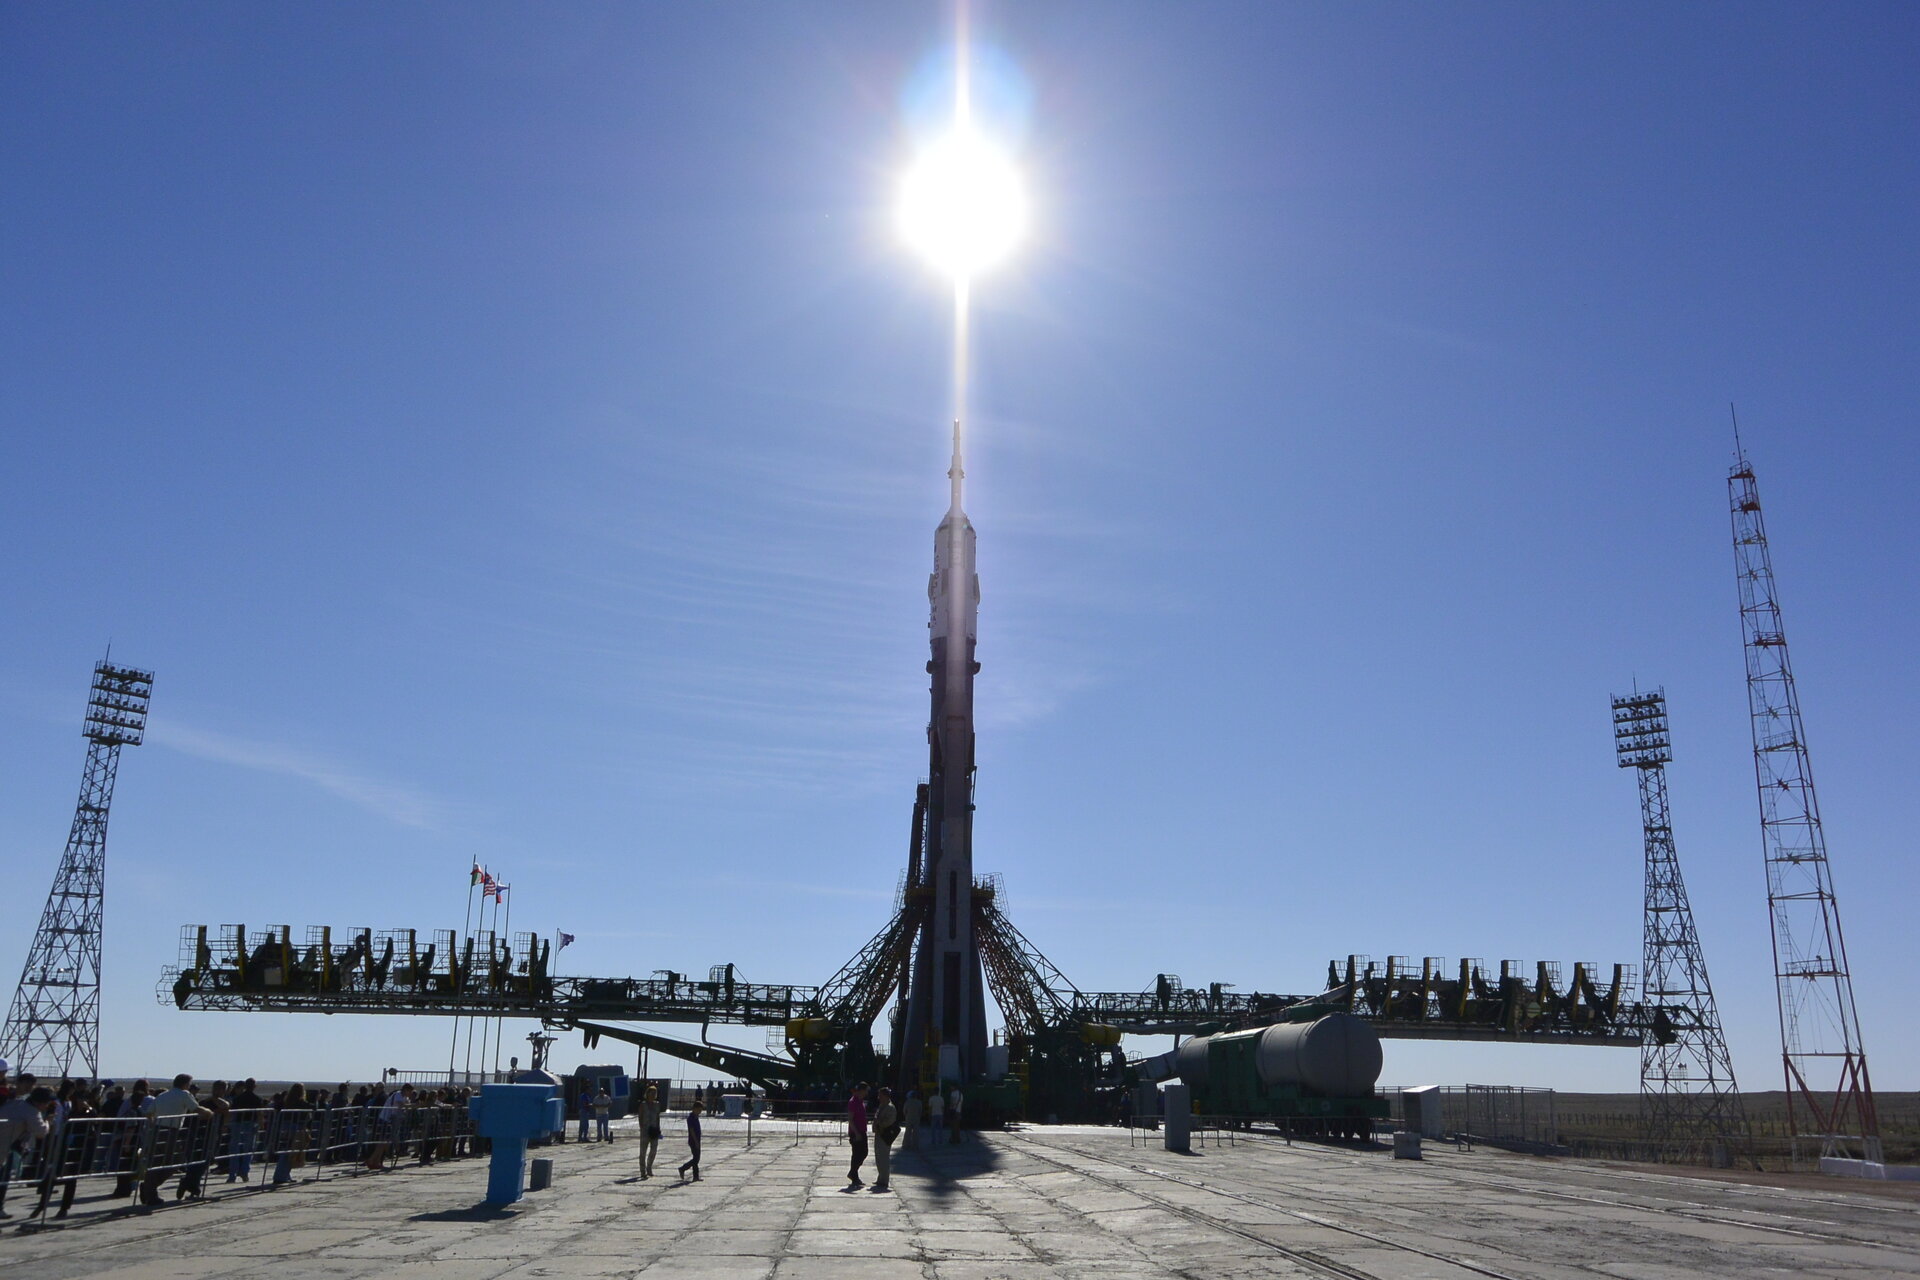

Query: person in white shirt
139 1075 212 1206
926 1088 945 1144
371 1083 414 1169
593 1088 613 1142
0 1087 54 1218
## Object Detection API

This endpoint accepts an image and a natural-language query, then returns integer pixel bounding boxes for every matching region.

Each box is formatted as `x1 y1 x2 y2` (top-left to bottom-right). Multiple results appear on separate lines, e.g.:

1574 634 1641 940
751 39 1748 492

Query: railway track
1003 1125 1919 1280
1242 1126 1920 1249
1000 1130 1531 1280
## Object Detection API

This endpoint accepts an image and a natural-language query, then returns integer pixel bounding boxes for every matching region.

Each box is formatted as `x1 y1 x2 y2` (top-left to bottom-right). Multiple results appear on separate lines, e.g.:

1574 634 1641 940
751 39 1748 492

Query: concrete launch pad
7 1120 1919 1280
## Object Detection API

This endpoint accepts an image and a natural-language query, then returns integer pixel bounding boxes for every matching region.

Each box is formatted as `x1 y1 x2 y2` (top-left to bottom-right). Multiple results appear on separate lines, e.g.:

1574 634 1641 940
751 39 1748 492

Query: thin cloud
717 876 894 903
152 721 445 831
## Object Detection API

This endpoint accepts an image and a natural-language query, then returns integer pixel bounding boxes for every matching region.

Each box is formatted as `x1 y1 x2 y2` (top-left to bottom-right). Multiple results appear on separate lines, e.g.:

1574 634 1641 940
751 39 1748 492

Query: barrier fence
1124 1115 1392 1149
5 1103 480 1227
1377 1084 1560 1152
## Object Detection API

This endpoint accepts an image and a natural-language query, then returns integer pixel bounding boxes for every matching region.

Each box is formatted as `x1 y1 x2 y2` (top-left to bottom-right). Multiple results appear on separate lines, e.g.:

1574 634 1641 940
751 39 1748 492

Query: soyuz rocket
898 422 990 1086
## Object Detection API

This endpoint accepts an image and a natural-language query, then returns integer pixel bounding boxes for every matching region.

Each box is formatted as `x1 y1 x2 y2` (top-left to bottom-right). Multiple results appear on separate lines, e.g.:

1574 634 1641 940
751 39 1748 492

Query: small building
568 1064 631 1117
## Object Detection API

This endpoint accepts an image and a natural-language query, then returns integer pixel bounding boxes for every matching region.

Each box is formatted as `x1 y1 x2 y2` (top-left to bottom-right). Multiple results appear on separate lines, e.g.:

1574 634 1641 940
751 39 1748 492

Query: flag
557 932 575 951
470 864 483 886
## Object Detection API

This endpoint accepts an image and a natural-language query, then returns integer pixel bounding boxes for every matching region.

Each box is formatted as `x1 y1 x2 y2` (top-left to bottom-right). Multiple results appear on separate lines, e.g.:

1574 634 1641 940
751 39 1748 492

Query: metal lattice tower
1 660 153 1079
1612 689 1749 1164
1729 446 1879 1165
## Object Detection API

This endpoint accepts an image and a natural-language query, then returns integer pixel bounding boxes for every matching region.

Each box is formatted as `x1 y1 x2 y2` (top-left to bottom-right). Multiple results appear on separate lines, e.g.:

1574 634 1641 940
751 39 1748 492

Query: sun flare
897 129 1028 281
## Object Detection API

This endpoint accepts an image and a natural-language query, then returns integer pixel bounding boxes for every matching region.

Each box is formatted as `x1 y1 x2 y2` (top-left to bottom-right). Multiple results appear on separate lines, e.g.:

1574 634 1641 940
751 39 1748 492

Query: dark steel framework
153 437 1657 1115
1612 689 1749 1162
163 920 1650 1044
2 661 153 1079
1730 447 1879 1164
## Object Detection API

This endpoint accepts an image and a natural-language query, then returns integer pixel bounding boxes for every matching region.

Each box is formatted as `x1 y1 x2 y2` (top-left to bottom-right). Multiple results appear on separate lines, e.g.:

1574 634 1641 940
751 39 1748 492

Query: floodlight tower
1 660 153 1078
1729 444 1879 1165
1612 689 1749 1163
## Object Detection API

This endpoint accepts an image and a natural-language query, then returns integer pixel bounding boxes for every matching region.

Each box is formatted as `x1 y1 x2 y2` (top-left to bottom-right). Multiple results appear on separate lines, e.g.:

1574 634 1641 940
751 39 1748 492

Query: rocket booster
902 420 989 1084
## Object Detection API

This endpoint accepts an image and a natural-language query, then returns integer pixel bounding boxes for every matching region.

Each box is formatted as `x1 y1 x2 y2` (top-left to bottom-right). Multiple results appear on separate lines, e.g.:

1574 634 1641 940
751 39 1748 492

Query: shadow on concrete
891 1138 1004 1207
410 1203 522 1223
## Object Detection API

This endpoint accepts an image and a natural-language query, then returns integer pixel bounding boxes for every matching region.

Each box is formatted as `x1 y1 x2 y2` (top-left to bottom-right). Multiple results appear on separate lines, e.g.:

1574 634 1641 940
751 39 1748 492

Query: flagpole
463 868 489 1083
483 886 499 1090
450 864 478 1087
473 873 496 1081
494 884 512 1076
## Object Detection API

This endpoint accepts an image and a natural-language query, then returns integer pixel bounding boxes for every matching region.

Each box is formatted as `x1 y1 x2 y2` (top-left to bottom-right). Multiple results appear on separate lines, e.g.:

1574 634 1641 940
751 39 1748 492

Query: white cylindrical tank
1173 1035 1213 1088
1251 1014 1382 1097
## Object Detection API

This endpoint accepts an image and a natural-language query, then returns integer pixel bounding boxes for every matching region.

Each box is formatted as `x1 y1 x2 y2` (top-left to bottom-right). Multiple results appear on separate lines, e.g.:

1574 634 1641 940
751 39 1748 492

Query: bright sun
897 129 1028 281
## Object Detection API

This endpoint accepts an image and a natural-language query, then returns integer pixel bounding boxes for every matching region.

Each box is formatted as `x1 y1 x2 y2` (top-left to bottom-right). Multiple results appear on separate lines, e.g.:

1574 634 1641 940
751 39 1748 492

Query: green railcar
1179 1012 1387 1140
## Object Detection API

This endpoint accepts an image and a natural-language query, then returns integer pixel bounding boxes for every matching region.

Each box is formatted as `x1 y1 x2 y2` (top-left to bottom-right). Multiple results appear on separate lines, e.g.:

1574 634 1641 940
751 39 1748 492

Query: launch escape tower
1612 689 1749 1163
896 422 991 1088
2 660 154 1078
1729 445 1879 1165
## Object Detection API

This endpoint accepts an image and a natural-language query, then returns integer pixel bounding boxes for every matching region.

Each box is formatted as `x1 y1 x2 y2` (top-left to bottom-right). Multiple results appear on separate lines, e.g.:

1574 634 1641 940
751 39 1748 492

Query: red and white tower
1729 443 1879 1165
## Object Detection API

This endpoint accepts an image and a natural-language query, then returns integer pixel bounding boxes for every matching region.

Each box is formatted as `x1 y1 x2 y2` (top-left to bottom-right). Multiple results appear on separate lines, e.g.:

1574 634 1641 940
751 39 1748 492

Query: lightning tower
898 422 990 1088
1 660 154 1078
1729 442 1879 1165
1612 688 1748 1163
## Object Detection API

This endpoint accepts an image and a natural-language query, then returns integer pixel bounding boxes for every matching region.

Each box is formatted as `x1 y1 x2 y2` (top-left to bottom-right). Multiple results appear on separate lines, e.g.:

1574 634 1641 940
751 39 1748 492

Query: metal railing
8 1102 479 1227
1125 1114 1401 1149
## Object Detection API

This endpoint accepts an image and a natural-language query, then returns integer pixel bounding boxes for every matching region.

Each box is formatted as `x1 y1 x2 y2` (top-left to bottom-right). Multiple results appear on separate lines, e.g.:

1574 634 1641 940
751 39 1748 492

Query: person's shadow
889 1138 1003 1207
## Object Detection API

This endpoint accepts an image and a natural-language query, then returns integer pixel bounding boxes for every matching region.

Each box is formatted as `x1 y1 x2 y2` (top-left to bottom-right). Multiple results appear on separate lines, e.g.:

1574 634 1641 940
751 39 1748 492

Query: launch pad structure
161 427 1661 1123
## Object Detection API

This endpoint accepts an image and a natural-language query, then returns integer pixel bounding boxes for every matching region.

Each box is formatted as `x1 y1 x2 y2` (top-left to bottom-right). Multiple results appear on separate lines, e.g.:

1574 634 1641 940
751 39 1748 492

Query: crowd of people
5 1057 985 1222
0 1058 485 1220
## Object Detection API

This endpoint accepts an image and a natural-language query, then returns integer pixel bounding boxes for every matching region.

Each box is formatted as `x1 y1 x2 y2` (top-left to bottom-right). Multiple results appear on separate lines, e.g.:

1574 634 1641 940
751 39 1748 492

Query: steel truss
1730 447 1879 1164
1613 688 1751 1164
3 661 153 1079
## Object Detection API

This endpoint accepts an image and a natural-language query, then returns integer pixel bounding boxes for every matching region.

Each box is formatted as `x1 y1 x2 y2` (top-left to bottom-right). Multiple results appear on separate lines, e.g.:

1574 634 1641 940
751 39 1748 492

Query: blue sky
3 3 1915 1093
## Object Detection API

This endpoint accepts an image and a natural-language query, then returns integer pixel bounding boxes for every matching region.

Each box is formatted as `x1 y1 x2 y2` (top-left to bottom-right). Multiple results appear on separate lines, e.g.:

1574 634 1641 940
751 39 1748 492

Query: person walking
637 1085 661 1178
870 1087 898 1193
948 1085 965 1143
677 1098 703 1181
845 1082 869 1188
902 1089 922 1150
593 1087 613 1142
926 1086 944 1146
